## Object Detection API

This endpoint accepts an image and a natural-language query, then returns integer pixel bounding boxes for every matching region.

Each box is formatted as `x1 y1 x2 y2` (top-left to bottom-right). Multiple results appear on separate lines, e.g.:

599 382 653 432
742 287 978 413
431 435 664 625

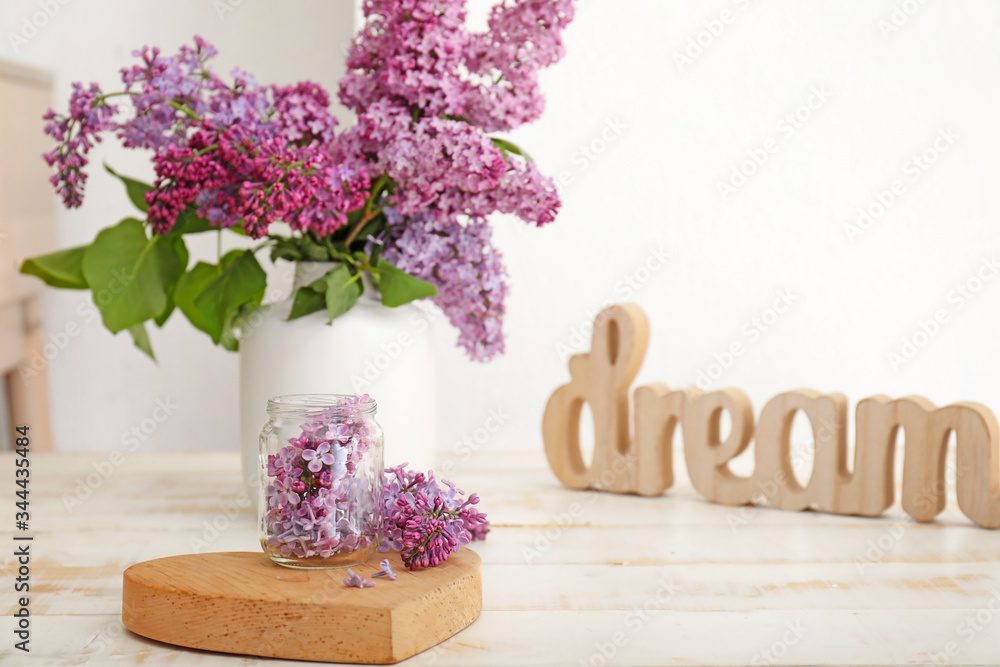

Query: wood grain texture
5 450 1000 665
543 303 1000 529
122 549 482 664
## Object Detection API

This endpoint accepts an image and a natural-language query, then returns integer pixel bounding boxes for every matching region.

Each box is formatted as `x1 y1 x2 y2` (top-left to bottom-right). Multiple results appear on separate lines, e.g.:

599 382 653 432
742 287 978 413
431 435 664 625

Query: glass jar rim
266 393 377 418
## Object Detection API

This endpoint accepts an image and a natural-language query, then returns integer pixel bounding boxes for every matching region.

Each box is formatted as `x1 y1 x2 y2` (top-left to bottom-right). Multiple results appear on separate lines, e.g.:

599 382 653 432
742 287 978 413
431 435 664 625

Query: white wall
4 1 1000 462
436 0 1000 459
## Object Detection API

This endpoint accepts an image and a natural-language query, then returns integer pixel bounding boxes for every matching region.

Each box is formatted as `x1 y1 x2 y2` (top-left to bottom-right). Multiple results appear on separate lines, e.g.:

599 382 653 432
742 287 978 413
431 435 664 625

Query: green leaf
154 236 189 327
323 264 362 323
192 250 267 345
127 323 155 360
81 218 183 333
220 307 243 351
301 234 332 261
104 164 152 213
19 245 89 289
287 286 325 321
154 292 176 327
271 239 304 263
174 262 219 337
373 258 437 307
491 137 534 162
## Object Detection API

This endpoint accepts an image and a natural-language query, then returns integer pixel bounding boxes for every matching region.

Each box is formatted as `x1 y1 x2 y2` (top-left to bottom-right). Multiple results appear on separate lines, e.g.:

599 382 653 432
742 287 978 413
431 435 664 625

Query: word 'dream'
542 304 1000 529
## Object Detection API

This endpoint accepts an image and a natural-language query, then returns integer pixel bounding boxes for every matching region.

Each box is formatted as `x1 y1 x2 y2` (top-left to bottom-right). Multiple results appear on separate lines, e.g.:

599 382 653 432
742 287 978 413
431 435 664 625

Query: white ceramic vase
238 262 437 496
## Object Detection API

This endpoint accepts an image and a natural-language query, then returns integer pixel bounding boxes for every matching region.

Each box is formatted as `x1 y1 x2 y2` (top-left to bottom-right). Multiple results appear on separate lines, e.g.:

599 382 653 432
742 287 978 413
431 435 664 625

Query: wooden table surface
3 449 1000 666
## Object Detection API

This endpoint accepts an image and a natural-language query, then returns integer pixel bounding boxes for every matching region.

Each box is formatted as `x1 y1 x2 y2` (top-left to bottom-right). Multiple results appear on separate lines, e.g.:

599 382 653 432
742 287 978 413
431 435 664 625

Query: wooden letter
542 304 649 492
541 303 1000 529
952 401 1000 529
754 390 846 511
682 388 756 505
632 383 687 496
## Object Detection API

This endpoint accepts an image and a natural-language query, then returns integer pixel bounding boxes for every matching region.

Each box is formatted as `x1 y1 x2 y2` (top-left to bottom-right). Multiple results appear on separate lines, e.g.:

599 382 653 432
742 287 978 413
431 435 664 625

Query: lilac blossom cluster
42 0 575 361
381 209 508 360
263 395 380 561
381 464 490 570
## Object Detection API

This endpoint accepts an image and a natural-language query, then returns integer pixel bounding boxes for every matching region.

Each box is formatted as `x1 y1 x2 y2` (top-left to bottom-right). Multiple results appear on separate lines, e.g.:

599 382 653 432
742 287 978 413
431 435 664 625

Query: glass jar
258 394 384 569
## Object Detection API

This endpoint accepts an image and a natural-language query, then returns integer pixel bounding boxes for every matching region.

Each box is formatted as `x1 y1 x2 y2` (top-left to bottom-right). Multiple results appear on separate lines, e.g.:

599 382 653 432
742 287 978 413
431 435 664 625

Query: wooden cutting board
122 549 482 664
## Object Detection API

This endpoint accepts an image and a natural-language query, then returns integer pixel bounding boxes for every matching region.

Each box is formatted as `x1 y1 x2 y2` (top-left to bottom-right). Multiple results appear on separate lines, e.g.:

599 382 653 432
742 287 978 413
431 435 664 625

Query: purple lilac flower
381 463 490 570
263 394 380 560
42 82 118 208
46 36 367 237
344 568 376 588
43 4 577 358
371 558 397 580
382 209 508 361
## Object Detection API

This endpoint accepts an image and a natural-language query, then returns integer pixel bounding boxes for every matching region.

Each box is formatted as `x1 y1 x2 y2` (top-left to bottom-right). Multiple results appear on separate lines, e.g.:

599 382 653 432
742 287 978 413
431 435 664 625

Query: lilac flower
380 464 490 570
263 395 380 561
42 82 118 208
302 442 335 473
270 81 338 148
372 558 397 580
42 4 578 358
462 0 577 132
382 210 508 361
344 568 375 588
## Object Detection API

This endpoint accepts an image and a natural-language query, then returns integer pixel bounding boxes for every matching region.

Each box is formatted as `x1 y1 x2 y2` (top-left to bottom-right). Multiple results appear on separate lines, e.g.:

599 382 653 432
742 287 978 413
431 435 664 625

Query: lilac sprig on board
381 464 490 570
263 394 379 560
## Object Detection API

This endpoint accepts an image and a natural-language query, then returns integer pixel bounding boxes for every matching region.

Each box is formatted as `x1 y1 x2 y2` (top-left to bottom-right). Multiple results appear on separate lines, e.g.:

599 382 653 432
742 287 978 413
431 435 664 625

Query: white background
3 0 1000 472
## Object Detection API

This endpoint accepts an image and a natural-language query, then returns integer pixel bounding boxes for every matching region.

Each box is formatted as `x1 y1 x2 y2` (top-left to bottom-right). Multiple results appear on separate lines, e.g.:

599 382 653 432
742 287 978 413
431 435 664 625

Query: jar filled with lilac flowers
259 394 383 569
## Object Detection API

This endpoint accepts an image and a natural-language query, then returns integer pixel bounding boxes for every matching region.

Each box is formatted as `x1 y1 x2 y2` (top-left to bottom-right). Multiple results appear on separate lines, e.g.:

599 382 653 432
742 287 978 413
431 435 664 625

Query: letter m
829 395 1000 528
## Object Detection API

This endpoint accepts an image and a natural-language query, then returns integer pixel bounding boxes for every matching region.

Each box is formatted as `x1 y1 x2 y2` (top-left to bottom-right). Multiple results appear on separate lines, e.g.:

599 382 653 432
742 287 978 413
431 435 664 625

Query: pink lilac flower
454 154 560 225
339 0 471 118
381 463 490 570
341 0 575 133
462 0 576 132
270 81 339 148
344 568 376 588
381 209 508 361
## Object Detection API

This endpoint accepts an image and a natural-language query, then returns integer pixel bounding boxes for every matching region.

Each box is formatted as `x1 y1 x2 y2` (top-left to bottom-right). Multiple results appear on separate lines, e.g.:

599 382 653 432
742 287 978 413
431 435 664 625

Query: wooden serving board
122 549 482 664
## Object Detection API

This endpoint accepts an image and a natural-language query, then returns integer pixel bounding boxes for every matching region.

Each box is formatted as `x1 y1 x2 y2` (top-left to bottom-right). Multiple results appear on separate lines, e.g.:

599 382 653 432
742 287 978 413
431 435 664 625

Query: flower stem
169 100 199 120
343 174 390 246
